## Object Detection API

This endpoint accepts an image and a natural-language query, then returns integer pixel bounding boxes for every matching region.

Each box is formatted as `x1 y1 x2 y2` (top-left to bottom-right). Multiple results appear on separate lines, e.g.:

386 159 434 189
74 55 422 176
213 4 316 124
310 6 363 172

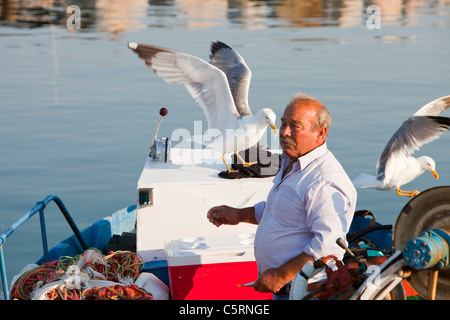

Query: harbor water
1 0 449 283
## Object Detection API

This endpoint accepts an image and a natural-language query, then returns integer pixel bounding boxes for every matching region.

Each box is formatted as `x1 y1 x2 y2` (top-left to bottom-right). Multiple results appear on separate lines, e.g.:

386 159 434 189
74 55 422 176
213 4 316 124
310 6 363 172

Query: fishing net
9 248 156 300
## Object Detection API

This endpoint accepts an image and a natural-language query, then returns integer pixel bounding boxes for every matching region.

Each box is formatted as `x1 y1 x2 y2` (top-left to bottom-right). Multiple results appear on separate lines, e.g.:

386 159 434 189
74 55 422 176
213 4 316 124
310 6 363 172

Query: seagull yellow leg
410 190 420 197
222 154 239 173
396 187 420 198
235 152 257 167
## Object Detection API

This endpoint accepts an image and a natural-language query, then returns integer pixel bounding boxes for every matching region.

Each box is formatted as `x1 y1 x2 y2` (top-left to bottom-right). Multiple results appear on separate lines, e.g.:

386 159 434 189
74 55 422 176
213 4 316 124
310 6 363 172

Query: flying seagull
127 41 277 173
352 95 450 197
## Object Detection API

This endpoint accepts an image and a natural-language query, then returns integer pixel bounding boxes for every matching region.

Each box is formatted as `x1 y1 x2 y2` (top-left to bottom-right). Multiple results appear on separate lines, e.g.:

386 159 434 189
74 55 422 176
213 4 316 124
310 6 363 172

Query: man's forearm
254 252 315 293
239 206 258 225
277 252 315 283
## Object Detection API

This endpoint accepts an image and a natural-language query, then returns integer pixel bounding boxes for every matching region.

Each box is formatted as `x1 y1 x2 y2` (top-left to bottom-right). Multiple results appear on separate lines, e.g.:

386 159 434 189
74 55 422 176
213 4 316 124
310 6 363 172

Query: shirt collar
281 142 328 171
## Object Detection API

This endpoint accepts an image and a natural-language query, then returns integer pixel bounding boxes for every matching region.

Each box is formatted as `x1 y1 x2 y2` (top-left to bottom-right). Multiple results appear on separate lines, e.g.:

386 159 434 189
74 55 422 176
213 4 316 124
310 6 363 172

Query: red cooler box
165 233 272 300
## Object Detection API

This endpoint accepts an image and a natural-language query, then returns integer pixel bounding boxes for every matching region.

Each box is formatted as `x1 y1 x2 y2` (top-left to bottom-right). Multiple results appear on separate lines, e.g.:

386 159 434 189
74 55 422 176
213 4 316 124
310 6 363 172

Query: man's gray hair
288 92 331 135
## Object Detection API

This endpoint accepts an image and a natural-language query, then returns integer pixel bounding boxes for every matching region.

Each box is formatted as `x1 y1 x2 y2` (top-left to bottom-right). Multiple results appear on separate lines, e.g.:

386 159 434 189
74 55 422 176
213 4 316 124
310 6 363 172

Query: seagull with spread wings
127 40 277 173
352 95 450 197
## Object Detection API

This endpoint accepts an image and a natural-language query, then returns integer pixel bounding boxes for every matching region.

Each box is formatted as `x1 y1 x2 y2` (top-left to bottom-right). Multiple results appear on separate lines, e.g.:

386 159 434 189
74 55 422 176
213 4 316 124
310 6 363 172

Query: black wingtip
210 40 232 55
427 116 450 128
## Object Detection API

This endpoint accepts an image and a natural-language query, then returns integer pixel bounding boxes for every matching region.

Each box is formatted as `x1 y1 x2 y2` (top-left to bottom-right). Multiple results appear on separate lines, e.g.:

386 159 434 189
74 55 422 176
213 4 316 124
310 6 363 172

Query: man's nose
280 125 290 136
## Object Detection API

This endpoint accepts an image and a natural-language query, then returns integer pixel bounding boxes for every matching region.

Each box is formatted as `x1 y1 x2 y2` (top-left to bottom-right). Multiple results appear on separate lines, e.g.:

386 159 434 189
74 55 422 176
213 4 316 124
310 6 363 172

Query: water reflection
0 0 449 32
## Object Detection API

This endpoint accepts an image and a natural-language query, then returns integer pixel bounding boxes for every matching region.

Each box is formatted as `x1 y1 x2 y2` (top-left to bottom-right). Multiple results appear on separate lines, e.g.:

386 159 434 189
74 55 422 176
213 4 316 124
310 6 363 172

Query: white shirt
253 143 357 276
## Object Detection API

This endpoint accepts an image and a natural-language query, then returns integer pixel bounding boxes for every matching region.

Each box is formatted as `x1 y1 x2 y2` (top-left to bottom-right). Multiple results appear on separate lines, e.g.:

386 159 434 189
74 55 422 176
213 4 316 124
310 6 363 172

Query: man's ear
316 126 328 143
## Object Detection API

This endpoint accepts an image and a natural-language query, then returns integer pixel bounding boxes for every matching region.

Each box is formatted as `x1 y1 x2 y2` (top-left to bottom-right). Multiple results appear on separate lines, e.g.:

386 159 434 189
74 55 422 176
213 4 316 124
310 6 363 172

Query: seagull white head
419 156 439 180
255 108 277 135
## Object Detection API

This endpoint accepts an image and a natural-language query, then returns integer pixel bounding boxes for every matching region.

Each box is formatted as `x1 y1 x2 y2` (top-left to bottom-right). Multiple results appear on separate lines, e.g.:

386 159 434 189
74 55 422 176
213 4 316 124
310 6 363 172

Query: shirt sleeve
253 201 266 224
302 181 353 260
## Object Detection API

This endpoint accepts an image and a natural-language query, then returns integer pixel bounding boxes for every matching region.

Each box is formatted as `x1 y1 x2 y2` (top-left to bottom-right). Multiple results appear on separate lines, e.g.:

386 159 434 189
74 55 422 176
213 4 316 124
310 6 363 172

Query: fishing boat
1 112 449 301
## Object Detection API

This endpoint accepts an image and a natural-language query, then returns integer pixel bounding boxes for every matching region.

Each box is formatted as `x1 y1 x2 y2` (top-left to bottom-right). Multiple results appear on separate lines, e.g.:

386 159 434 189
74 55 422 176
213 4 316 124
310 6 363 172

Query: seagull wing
128 42 240 130
209 41 253 116
376 96 450 179
413 95 450 116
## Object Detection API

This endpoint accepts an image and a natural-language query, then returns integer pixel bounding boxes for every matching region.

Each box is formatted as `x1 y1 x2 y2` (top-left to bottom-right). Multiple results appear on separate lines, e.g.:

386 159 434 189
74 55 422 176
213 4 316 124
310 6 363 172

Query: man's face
279 103 326 161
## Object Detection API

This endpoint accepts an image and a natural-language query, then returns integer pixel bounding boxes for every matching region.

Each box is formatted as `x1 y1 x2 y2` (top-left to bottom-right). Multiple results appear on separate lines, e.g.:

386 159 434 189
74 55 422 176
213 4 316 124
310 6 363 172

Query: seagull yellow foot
222 154 239 173
396 188 420 198
235 152 257 167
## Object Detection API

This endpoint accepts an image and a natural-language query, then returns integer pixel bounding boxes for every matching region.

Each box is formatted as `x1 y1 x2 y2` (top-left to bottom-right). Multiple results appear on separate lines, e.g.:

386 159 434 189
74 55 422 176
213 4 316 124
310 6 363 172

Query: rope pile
10 260 62 300
84 284 154 300
44 286 84 300
10 248 154 300
56 248 144 283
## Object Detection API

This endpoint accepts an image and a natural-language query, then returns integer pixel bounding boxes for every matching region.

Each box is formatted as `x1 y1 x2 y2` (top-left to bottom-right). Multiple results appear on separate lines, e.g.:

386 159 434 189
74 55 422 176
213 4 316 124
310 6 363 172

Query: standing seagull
352 95 450 197
127 41 277 172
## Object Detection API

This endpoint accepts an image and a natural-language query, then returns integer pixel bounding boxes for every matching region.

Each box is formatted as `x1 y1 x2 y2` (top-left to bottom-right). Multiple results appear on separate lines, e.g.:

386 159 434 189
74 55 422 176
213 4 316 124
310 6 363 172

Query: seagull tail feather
352 173 382 189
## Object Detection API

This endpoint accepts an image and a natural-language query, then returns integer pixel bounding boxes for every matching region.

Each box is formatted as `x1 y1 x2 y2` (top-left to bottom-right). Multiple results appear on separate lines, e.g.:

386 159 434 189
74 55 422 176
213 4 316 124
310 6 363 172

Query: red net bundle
104 251 143 282
56 249 144 282
10 249 147 300
44 287 84 300
10 260 61 300
84 284 154 300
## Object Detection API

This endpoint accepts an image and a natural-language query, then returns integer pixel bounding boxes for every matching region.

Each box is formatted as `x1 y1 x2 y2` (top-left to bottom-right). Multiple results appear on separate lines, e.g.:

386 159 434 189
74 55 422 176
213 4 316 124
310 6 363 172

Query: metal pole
0 246 9 300
0 194 88 299
51 196 88 251
427 270 439 300
0 202 45 300
38 209 49 262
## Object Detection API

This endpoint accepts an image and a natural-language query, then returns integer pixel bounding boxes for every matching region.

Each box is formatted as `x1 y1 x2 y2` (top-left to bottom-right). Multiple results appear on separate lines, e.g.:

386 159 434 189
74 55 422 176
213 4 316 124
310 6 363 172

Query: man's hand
207 205 257 227
207 205 241 227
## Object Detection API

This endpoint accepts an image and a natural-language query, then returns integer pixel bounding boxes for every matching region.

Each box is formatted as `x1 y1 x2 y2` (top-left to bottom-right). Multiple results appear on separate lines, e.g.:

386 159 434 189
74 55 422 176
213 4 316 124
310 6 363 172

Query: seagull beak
269 123 277 135
431 169 439 180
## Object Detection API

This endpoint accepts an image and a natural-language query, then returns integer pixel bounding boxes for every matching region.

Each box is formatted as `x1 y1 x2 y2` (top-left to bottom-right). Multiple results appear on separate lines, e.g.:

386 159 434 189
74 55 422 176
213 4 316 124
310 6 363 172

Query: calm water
1 0 449 284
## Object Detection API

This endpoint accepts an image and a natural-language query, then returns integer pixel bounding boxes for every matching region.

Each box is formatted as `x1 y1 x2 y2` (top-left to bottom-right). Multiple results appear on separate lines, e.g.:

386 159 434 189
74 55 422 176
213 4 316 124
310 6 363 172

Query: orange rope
84 284 154 300
10 249 147 300
10 261 60 300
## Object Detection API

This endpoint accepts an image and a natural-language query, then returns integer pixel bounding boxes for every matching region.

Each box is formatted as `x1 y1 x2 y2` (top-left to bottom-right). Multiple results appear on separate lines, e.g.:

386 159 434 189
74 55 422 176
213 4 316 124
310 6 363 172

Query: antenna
152 107 168 145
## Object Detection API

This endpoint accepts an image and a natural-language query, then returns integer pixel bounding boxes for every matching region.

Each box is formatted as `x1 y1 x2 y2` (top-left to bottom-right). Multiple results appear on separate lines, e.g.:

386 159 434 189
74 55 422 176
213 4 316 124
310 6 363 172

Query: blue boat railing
0 194 87 300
